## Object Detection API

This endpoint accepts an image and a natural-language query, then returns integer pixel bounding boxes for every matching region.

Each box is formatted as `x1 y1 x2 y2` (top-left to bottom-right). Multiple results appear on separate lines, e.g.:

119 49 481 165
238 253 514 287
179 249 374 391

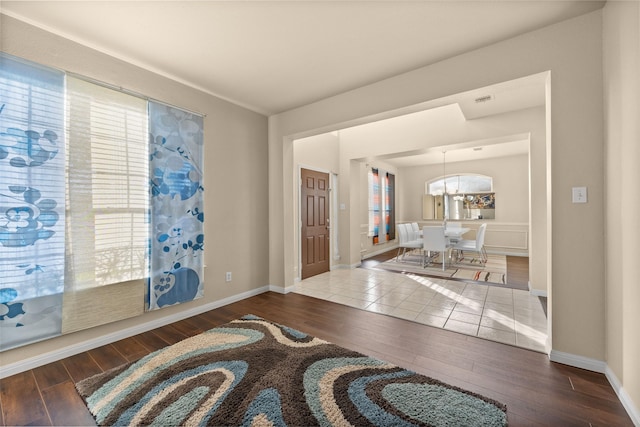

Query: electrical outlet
225 271 232 282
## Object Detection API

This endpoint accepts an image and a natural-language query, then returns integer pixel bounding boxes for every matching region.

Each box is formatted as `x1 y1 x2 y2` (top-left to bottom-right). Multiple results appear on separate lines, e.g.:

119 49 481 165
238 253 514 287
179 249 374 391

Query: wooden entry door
301 168 330 279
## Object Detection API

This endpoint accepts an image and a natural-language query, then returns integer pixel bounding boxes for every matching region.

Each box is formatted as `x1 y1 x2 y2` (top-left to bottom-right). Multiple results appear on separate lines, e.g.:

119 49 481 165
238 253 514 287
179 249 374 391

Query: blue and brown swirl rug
75 315 507 426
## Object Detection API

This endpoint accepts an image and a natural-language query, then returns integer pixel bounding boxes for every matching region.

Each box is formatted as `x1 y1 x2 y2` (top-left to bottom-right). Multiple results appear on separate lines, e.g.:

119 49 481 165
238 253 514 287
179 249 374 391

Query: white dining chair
452 223 488 264
422 226 452 271
396 223 423 261
410 222 421 238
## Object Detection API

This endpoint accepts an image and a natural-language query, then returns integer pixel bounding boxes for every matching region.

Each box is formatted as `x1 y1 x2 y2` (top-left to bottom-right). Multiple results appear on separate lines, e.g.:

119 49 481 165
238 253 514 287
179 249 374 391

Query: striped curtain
368 168 395 245
386 172 395 241
369 168 380 244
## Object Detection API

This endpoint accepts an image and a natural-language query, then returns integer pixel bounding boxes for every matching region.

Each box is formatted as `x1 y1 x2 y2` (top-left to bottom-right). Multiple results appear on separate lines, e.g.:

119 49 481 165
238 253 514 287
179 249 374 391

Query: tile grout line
296 266 545 352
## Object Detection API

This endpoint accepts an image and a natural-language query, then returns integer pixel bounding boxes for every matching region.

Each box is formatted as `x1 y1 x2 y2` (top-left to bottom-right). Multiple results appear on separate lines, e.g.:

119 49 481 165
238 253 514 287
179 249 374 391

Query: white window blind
65 77 149 290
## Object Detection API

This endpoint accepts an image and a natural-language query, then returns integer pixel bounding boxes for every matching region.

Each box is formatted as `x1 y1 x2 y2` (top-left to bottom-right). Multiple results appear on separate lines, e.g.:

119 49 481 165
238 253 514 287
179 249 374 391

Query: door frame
297 164 338 282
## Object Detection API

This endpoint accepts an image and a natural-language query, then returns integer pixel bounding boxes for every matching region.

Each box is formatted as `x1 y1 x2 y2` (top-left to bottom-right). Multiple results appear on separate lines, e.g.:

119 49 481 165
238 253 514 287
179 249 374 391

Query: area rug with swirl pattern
75 315 508 426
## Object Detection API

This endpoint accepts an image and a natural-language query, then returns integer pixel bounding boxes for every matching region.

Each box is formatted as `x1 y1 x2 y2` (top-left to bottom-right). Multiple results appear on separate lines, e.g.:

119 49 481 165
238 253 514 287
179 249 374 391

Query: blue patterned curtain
148 102 204 310
0 54 65 350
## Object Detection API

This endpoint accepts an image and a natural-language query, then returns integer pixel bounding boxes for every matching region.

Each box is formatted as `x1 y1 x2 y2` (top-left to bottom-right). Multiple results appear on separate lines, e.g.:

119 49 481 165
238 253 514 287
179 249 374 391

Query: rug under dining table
376 252 515 288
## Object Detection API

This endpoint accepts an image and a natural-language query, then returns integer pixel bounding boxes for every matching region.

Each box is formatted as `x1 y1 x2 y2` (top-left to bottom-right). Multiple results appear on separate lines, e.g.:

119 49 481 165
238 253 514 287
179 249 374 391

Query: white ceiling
2 1 604 116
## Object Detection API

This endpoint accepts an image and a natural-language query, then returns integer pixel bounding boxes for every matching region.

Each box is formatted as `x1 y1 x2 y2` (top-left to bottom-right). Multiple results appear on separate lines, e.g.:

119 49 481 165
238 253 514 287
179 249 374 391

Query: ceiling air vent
474 95 493 103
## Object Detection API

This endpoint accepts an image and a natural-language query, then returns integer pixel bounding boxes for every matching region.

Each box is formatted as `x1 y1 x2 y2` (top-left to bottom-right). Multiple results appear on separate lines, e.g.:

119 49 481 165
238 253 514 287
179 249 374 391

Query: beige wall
0 15 269 367
270 10 605 365
294 133 340 172
603 0 640 419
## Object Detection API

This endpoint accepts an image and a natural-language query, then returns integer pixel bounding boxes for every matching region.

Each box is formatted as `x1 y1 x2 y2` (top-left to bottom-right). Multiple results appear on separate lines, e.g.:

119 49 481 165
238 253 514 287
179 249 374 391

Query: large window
0 53 204 351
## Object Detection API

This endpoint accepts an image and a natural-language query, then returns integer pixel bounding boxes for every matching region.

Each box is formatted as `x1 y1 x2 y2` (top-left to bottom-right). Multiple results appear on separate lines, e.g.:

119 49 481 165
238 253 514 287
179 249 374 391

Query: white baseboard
331 262 361 269
486 249 529 257
0 286 270 379
529 287 548 297
549 349 607 373
269 284 296 294
605 366 640 426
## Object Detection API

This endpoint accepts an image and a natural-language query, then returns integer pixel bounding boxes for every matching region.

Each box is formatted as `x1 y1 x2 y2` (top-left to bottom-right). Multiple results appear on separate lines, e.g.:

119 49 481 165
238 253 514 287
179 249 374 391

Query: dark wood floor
0 292 632 426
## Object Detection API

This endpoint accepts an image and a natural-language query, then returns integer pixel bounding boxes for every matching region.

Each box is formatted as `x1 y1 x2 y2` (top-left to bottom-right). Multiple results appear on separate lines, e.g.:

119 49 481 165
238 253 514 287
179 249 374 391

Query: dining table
444 226 470 243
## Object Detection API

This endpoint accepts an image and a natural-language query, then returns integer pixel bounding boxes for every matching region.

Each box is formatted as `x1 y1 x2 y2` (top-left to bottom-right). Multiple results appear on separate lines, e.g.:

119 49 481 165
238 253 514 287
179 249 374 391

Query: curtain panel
147 103 204 311
0 54 66 351
62 76 149 334
368 168 380 244
368 167 395 246
386 172 396 241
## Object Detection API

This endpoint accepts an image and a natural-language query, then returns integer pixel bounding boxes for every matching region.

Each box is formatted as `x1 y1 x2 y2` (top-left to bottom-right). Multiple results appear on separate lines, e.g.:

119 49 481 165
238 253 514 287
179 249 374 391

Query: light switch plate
572 187 587 203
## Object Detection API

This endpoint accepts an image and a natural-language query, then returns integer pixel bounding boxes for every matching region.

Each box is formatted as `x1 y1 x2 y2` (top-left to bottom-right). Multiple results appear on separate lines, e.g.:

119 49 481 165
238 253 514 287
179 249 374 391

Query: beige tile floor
293 267 548 353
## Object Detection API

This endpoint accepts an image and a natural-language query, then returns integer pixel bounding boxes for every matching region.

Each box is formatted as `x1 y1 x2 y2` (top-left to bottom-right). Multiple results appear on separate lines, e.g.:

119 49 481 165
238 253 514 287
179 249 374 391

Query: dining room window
427 174 493 195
